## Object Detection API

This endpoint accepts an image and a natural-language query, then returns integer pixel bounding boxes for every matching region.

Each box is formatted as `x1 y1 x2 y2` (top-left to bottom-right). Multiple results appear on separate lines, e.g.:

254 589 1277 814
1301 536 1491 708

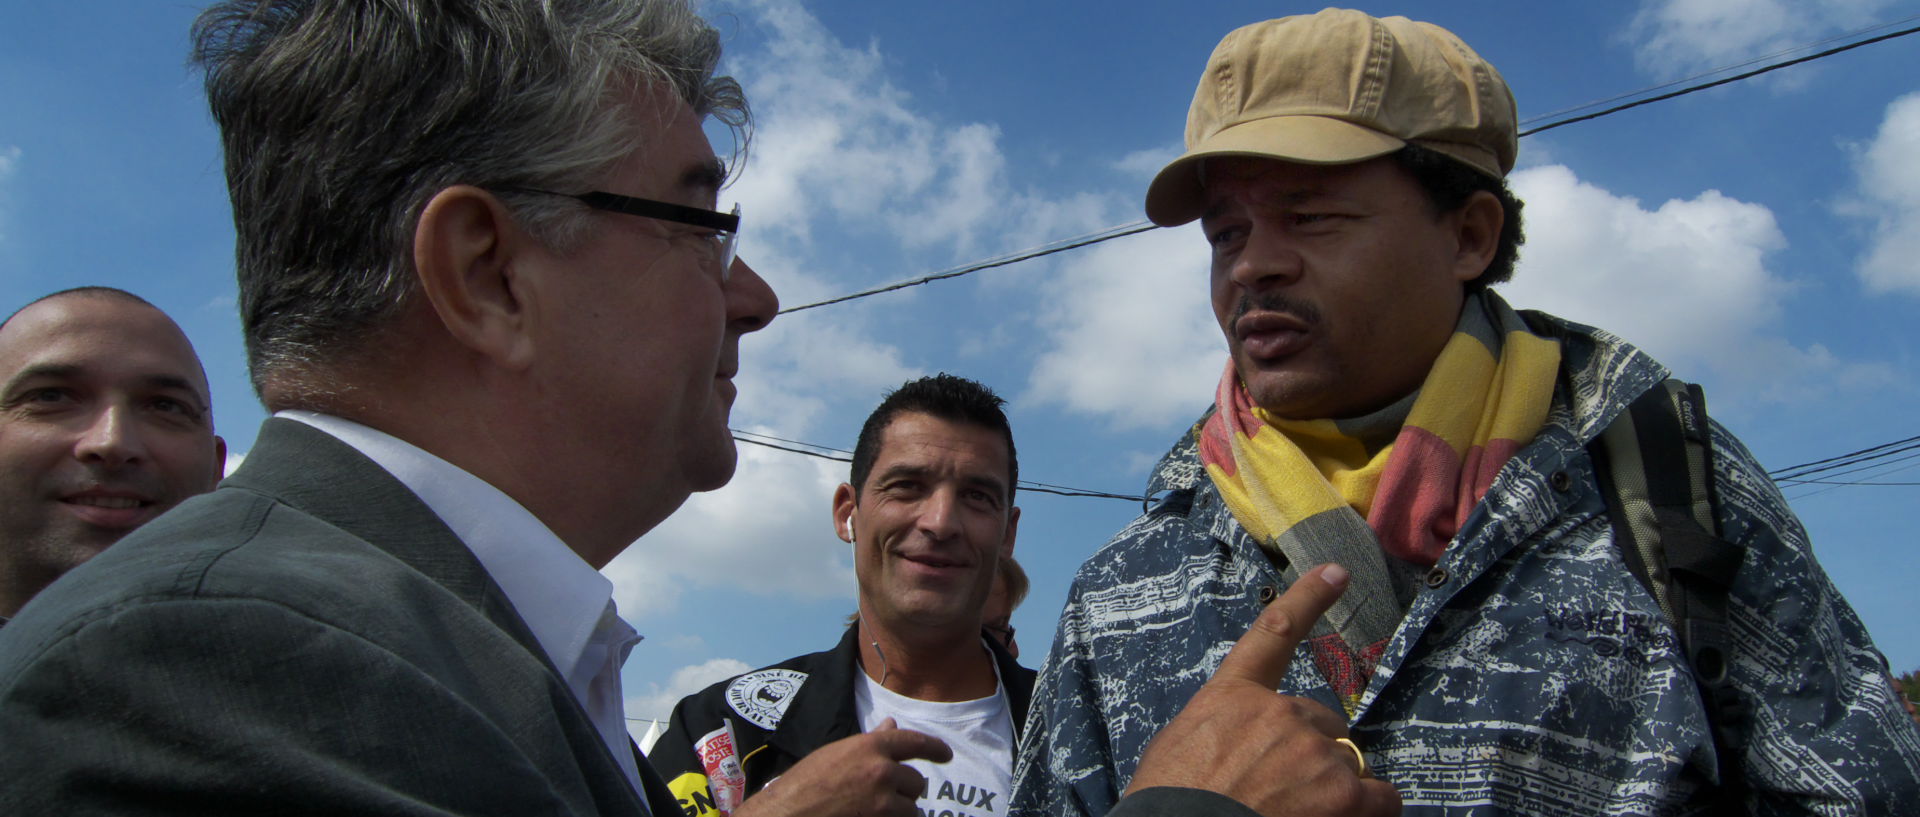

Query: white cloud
1114 145 1182 179
625 656 752 726
1024 224 1223 430
604 435 855 620
1626 0 1893 77
223 451 247 478
1844 91 1920 296
726 0 1007 256
1500 163 1891 401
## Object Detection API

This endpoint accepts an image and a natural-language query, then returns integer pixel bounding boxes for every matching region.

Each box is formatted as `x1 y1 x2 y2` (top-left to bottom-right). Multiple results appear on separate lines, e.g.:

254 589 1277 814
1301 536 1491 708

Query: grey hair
191 0 749 401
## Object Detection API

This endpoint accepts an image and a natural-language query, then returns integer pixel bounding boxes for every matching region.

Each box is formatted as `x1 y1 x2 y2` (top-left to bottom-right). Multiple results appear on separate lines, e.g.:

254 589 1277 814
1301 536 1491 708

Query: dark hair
1391 144 1525 290
849 374 1018 499
190 0 748 401
2 286 156 330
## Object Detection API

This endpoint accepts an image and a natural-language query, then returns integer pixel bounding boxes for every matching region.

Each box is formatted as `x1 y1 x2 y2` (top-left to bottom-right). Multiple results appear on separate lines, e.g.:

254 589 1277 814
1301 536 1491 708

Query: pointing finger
1210 563 1350 690
868 724 953 764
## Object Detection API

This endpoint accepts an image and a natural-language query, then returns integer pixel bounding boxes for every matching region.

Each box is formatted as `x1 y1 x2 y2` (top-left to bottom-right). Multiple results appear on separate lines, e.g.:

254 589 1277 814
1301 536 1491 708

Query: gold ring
1334 737 1370 778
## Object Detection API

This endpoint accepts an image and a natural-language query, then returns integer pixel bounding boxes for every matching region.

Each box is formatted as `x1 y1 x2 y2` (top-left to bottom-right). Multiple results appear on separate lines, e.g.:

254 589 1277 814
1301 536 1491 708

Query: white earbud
844 517 856 542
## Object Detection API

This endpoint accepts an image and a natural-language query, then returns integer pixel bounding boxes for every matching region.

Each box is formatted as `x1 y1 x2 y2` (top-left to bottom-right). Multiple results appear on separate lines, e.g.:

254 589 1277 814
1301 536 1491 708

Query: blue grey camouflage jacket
1010 311 1920 816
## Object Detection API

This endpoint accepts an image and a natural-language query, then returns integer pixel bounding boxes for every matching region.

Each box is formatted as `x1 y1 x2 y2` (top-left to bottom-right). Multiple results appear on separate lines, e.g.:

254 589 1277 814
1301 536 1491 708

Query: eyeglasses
506 188 741 280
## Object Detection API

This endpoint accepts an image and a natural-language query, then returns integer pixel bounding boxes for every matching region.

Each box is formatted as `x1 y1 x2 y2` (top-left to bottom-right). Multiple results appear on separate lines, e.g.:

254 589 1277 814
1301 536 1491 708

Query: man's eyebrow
0 364 207 409
679 158 729 197
138 373 212 410
0 363 83 396
1203 189 1347 222
874 463 932 484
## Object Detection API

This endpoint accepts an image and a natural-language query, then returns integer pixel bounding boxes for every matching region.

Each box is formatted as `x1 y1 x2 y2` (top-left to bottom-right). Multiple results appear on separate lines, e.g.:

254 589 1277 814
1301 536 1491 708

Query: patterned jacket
1009 311 1920 816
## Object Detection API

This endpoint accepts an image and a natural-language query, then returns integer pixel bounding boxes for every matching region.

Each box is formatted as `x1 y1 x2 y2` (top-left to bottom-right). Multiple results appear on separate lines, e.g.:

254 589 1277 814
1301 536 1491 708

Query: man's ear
832 483 857 542
1450 190 1503 284
209 435 228 488
1001 505 1020 554
413 185 538 369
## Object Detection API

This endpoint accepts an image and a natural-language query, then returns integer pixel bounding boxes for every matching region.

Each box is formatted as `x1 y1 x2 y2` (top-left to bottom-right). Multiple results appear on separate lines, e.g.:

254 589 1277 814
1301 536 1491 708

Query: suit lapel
223 419 550 656
223 418 657 816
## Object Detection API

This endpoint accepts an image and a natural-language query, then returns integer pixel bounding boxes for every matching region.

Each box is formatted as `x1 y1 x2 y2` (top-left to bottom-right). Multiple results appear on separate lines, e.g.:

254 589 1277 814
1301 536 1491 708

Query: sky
3 0 1918 734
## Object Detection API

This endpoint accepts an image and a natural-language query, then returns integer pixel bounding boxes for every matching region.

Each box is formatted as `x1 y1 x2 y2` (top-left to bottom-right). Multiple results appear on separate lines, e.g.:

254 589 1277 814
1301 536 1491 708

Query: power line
1784 457 1920 502
1777 449 1920 488
731 431 1146 502
775 20 1920 315
1770 435 1920 480
778 221 1158 315
1519 22 1920 137
1520 14 1920 127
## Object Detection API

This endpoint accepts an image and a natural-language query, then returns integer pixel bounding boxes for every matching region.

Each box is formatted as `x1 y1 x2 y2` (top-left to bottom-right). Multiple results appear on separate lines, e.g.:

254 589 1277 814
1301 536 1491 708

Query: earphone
843 517 856 542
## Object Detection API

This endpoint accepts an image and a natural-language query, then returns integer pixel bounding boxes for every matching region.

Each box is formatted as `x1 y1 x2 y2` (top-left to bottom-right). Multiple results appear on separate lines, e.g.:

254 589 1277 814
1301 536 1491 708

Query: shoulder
0 481 486 693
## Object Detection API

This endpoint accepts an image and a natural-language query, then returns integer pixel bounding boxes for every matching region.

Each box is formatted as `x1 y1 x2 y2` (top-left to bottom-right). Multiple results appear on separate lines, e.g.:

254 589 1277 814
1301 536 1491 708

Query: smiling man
0 287 224 625
1013 8 1920 817
651 374 1033 817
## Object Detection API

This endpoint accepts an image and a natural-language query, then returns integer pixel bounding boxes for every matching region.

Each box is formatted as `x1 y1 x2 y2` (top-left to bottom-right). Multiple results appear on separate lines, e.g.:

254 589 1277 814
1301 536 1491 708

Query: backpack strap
1593 380 1749 809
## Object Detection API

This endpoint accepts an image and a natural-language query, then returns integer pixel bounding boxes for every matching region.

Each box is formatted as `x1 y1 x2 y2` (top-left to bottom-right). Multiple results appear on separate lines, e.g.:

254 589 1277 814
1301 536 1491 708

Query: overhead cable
777 20 1920 315
1520 14 1920 127
777 222 1158 314
732 431 1147 502
1769 435 1920 481
1519 22 1920 137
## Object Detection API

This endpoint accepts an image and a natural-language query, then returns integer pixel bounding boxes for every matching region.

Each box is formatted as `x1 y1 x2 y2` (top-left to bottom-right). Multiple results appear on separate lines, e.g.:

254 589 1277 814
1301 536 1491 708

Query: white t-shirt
853 650 1014 817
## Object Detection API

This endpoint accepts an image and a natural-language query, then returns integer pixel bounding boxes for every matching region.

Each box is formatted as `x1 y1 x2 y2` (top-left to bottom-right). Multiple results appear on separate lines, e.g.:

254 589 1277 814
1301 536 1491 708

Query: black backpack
1591 379 1749 811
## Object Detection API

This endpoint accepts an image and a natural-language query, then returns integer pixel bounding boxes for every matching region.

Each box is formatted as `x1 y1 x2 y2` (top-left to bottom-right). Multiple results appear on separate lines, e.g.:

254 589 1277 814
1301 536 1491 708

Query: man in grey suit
0 2 1391 816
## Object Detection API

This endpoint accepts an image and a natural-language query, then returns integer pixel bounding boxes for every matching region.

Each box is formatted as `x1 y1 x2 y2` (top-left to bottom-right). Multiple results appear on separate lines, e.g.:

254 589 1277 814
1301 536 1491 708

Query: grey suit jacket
0 418 674 816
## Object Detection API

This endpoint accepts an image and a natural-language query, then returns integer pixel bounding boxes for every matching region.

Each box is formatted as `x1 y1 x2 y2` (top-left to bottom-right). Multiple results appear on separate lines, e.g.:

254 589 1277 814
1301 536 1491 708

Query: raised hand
1125 564 1402 817
733 717 951 817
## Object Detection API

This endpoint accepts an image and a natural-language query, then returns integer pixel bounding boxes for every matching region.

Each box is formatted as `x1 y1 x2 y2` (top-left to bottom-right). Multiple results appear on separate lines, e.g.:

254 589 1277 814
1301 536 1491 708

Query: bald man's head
0 289 225 617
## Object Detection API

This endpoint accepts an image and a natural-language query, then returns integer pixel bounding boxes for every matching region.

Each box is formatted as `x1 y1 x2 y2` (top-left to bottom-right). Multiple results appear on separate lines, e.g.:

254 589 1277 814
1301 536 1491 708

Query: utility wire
1519 22 1920 137
1519 14 1920 126
1785 458 1920 502
1776 449 1920 485
773 20 1920 315
736 427 1920 504
778 221 1157 314
1769 435 1920 480
732 431 1147 502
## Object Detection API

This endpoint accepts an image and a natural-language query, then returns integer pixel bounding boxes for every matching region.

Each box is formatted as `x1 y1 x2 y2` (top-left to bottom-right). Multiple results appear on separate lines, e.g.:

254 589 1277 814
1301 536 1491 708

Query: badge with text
725 668 808 730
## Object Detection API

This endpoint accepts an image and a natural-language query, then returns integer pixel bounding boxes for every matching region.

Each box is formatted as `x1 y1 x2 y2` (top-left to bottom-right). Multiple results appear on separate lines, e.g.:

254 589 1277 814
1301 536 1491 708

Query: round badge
725 669 809 730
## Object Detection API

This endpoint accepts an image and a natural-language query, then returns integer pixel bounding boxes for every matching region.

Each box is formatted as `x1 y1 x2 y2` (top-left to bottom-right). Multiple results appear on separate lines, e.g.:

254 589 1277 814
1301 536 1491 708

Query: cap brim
1144 116 1407 226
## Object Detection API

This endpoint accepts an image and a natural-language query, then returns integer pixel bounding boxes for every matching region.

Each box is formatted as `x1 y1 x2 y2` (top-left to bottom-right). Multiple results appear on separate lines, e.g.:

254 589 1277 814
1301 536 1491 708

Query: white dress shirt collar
276 411 646 798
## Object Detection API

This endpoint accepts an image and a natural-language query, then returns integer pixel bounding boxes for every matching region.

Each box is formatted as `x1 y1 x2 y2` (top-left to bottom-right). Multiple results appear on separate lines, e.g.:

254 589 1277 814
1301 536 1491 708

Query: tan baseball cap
1145 8 1518 227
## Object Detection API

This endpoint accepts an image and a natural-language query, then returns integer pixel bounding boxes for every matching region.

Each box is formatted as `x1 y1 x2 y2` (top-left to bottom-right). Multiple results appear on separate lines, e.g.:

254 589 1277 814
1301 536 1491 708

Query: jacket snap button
1424 567 1449 588
1258 585 1278 604
1550 470 1573 492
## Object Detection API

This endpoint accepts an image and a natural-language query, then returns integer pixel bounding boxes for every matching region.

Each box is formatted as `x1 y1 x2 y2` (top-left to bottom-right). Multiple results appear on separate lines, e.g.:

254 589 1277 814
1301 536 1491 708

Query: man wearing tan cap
1013 8 1920 816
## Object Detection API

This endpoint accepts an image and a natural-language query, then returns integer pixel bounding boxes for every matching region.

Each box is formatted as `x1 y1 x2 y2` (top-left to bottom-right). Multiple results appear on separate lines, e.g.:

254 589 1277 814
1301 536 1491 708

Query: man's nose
727 256 780 334
916 487 964 540
1227 226 1306 290
73 405 145 470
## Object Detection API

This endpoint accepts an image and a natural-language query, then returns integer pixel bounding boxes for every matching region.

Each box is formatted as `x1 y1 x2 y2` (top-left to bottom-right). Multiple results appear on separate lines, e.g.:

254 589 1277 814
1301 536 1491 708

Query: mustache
1232 293 1323 326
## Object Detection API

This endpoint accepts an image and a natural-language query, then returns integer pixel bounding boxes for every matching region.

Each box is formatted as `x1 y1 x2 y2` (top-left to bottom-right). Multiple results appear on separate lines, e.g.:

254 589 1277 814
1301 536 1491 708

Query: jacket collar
221 418 652 813
769 622 1036 757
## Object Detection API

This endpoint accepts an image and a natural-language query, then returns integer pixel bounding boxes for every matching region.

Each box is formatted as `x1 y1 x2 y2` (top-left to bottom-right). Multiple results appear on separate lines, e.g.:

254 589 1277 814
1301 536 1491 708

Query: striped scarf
1198 291 1560 714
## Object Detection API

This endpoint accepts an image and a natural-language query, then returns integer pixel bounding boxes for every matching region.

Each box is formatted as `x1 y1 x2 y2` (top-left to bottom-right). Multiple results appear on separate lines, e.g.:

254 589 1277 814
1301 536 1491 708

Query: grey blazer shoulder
0 418 672 816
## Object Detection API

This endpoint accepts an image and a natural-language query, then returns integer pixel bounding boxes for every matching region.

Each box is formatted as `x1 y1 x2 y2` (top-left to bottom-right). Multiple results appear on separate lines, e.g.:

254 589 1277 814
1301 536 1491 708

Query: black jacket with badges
648 624 1035 817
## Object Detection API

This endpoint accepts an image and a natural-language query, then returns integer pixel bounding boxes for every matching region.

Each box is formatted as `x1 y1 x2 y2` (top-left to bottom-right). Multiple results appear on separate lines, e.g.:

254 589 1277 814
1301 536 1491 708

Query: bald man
0 287 225 624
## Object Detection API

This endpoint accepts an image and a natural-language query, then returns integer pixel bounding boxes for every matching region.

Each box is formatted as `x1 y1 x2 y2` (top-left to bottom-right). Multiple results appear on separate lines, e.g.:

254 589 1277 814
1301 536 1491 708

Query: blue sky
4 0 1918 731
